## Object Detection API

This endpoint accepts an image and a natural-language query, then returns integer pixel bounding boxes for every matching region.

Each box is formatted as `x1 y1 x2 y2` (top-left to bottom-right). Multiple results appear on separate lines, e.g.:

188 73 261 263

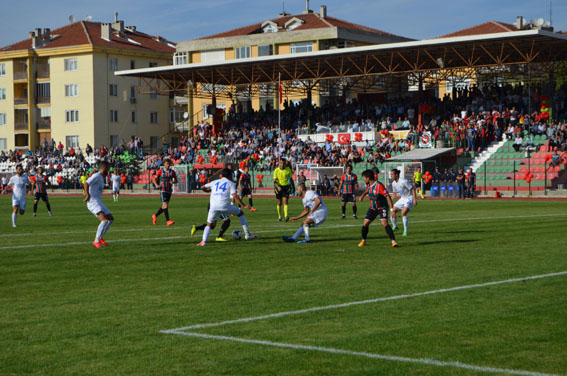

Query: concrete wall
0 60 14 150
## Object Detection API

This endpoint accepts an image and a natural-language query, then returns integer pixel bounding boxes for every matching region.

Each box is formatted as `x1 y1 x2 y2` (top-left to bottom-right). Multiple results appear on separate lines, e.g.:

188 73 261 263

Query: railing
36 71 50 79
14 98 28 105
130 97 136 104
15 122 28 130
13 72 27 80
37 120 51 130
36 96 50 104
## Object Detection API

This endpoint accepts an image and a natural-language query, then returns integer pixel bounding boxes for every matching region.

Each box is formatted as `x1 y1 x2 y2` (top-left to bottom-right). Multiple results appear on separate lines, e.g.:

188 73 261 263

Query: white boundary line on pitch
161 271 567 376
163 331 560 376
2 213 567 250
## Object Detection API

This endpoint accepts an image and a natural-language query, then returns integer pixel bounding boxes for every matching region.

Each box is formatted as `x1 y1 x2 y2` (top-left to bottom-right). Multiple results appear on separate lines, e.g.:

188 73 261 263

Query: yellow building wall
225 48 234 60
191 52 201 64
0 60 14 150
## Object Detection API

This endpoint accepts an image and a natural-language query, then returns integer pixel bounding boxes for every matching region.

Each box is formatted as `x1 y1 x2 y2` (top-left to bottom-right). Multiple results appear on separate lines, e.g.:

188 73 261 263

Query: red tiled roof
440 21 517 38
0 21 175 53
198 13 403 39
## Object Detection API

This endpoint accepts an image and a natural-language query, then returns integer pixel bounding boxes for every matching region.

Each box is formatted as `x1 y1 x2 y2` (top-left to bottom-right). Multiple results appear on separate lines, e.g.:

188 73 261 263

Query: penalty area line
162 331 560 376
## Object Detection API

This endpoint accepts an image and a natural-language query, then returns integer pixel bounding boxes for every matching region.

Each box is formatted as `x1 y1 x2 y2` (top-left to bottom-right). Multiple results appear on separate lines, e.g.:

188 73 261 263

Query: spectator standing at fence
456 168 466 199
466 168 476 199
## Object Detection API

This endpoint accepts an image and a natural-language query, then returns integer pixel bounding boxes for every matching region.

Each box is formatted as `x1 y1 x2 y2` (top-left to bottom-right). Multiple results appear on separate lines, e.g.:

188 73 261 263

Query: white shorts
12 197 26 210
308 208 327 227
207 204 241 223
394 197 414 211
112 186 120 193
87 200 111 217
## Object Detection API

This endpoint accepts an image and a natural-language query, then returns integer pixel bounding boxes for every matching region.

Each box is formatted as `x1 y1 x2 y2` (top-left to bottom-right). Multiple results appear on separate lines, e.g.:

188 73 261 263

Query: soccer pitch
1 195 566 375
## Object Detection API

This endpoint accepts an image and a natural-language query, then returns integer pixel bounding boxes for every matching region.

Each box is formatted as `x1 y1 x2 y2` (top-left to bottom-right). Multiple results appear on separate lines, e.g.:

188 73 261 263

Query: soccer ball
232 230 243 240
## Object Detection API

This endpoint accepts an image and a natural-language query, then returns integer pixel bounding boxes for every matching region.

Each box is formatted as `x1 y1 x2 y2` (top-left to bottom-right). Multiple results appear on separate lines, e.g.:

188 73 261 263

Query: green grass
1 194 566 375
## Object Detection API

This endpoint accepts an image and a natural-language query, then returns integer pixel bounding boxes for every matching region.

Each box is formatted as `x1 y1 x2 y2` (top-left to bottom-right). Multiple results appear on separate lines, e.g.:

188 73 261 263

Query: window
130 86 136 103
109 84 118 97
0 138 6 150
130 60 135 69
109 58 118 71
149 89 158 100
235 46 251 59
110 110 118 123
36 82 50 101
0 63 5 76
40 107 51 118
0 113 6 125
64 84 78 97
173 52 188 65
150 112 158 124
131 111 137 123
0 88 5 101
202 103 226 120
337 41 356 49
258 44 273 57
290 42 313 54
66 110 79 123
64 58 78 71
149 62 158 67
262 23 278 33
110 135 119 147
65 135 79 148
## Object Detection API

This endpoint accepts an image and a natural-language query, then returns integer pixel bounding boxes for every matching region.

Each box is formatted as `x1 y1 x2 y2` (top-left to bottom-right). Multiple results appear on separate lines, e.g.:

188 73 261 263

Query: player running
111 170 121 202
83 161 114 248
2 164 30 228
339 164 358 219
191 203 232 242
273 159 294 222
358 169 397 248
238 166 256 211
152 159 178 226
413 166 425 199
282 181 327 244
198 168 257 246
32 166 53 217
389 168 417 236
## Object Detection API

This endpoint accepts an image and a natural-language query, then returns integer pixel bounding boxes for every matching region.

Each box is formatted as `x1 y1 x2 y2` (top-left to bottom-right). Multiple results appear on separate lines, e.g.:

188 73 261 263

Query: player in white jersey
83 161 114 248
2 164 30 227
389 168 417 236
111 170 121 202
283 181 327 244
198 168 257 246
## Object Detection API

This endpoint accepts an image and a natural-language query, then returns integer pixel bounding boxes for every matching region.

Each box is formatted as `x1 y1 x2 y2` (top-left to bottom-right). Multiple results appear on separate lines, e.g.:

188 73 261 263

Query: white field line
2 213 567 250
168 271 567 331
163 331 560 376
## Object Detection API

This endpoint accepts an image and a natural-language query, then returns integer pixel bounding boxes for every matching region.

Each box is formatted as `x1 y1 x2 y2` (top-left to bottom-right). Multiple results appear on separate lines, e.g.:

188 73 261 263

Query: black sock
362 226 369 240
218 219 231 237
46 203 51 212
33 203 38 213
385 225 396 241
342 205 346 215
352 205 357 215
164 209 170 221
196 223 207 231
155 208 164 217
249 198 253 207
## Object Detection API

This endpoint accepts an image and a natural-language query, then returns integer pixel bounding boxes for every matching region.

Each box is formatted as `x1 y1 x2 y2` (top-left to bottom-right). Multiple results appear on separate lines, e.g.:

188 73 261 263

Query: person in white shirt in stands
111 170 121 202
198 168 257 246
389 168 417 237
83 161 114 248
2 164 30 228
282 181 328 244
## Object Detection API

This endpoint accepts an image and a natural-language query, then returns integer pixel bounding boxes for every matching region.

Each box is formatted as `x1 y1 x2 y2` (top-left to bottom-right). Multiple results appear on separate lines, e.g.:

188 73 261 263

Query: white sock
403 216 409 232
239 215 250 235
12 213 17 226
303 224 310 241
101 220 113 237
292 226 304 240
95 221 107 242
202 226 211 242
391 216 398 228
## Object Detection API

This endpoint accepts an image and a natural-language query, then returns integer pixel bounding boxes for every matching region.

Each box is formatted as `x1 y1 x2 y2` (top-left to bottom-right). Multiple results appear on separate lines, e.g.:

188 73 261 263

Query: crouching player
198 168 257 246
83 161 114 248
358 170 397 247
282 181 327 244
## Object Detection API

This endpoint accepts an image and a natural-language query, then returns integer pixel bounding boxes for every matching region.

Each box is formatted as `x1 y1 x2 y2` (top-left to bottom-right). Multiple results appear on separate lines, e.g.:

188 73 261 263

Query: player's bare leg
390 207 401 231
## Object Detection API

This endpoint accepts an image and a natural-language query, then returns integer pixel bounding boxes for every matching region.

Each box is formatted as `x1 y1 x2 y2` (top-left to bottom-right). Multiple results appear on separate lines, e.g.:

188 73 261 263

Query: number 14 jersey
205 177 236 209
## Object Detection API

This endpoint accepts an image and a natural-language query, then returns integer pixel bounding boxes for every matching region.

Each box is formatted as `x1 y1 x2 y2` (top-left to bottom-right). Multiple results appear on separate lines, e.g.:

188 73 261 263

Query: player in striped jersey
32 166 53 217
152 159 178 226
238 166 256 211
338 164 358 219
358 170 397 248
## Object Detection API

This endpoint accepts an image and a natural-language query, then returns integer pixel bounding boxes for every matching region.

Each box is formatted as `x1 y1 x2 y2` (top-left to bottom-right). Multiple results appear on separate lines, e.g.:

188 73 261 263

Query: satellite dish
69 15 76 23
85 16 92 21
183 112 189 119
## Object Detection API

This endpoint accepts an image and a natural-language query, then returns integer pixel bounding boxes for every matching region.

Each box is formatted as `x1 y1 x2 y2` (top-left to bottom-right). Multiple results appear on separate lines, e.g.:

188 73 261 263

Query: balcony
13 72 27 80
130 97 136 104
14 97 28 106
15 122 28 131
36 96 50 104
37 120 51 130
36 71 50 79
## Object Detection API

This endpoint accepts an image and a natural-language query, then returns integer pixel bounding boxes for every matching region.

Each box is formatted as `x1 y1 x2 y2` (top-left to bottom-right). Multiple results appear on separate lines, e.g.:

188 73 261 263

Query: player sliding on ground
282 181 327 244
198 168 257 246
83 161 114 248
2 163 30 228
358 169 398 248
389 168 417 236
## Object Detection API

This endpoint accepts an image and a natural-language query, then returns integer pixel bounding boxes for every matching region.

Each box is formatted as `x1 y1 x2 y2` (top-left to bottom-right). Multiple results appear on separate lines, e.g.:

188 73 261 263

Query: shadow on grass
413 239 478 246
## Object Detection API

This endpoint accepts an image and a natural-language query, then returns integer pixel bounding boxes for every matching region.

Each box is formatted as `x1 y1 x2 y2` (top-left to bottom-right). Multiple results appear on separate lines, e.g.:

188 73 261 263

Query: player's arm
83 181 91 202
151 171 159 188
338 176 344 193
386 194 395 213
273 170 281 190
231 193 250 209
290 206 310 222
1 180 11 195
171 171 178 185
310 197 322 214
359 186 369 202
411 186 418 206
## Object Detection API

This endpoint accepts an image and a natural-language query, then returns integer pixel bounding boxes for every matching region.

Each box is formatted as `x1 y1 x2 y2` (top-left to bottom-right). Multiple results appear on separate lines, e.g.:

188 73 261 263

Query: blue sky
1 0 566 47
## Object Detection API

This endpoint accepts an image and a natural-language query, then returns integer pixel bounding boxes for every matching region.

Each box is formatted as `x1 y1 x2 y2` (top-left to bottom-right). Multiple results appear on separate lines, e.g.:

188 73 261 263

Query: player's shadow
414 239 478 246
438 230 486 234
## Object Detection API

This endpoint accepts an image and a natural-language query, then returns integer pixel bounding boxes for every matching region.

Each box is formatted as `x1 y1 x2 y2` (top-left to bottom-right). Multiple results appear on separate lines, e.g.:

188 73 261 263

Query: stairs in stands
465 139 509 173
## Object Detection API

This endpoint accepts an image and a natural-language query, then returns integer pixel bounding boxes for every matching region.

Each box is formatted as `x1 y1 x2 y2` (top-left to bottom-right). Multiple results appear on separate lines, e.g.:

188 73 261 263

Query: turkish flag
338 133 351 144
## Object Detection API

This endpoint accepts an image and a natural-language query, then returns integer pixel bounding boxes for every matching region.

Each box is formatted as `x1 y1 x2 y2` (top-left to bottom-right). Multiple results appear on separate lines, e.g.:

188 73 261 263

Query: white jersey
111 175 121 190
86 173 105 202
205 177 236 209
8 174 30 200
303 190 326 212
391 178 414 200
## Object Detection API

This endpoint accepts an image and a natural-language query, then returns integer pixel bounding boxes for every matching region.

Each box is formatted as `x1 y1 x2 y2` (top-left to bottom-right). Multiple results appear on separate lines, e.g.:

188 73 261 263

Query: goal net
382 161 423 191
172 165 190 193
295 164 344 185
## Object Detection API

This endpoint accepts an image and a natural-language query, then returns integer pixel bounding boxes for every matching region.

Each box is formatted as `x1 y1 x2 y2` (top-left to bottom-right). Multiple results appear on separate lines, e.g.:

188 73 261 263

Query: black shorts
365 207 388 221
341 193 356 203
241 188 252 196
160 191 172 203
275 185 290 199
34 192 48 202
